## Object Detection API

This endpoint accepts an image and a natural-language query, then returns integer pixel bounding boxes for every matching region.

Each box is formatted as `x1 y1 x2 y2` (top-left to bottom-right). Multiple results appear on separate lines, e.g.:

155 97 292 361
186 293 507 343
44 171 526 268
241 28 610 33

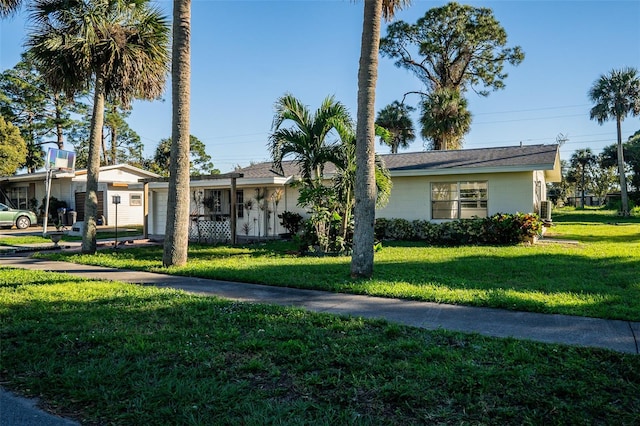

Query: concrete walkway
2 253 638 354
1 246 638 425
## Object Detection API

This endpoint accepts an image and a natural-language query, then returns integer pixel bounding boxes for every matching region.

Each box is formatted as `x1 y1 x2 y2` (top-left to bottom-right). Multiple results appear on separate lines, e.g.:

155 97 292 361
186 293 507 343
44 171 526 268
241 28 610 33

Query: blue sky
1 0 639 172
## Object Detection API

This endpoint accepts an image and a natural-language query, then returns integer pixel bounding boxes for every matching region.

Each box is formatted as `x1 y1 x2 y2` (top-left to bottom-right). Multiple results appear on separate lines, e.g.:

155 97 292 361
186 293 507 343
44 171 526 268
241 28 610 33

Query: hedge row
374 213 543 246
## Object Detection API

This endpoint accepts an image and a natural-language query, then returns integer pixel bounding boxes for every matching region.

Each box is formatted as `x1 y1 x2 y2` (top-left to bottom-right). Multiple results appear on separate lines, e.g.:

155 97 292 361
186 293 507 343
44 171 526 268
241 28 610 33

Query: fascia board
1 173 46 183
2 171 73 182
389 164 555 177
147 177 290 190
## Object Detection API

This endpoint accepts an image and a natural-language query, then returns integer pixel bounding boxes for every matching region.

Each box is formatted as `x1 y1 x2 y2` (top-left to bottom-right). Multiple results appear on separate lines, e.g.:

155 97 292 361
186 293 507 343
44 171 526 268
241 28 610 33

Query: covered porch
143 172 300 244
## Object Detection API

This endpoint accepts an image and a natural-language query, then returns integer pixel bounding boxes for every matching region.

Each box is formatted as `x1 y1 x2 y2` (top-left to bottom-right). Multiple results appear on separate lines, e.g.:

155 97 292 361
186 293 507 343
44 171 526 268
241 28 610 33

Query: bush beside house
375 213 543 246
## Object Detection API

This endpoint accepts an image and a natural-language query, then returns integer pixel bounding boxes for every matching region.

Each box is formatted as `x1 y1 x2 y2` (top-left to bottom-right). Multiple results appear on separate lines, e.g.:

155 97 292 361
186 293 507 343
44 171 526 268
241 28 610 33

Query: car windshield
0 203 9 210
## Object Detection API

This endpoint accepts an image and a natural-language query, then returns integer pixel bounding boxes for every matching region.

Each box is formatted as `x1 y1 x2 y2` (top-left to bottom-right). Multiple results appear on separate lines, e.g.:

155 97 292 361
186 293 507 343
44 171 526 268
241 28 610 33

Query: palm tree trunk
342 186 351 240
110 121 118 165
351 0 382 278
163 0 191 267
109 105 118 165
81 73 106 254
101 131 108 165
55 94 64 150
581 166 586 208
616 116 629 215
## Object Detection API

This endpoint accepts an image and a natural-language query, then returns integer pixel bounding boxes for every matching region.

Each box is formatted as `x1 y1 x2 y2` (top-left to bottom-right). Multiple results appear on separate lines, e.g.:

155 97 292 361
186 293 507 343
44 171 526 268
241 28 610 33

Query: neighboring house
144 144 561 241
0 164 159 227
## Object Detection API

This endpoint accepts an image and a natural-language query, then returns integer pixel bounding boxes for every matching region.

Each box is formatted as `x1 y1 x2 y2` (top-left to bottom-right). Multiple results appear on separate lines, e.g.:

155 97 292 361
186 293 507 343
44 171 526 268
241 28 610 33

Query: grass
1 267 639 425
35 209 640 321
0 226 143 246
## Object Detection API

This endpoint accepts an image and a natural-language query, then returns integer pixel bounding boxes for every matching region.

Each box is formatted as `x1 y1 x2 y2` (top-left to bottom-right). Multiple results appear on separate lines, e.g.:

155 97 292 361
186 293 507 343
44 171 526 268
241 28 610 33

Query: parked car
0 203 38 229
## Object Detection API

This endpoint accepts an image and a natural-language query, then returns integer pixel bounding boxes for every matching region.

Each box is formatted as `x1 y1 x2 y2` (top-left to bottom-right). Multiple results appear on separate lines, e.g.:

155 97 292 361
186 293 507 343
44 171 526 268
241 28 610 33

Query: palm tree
352 0 410 278
269 93 352 187
163 0 191 267
569 148 596 208
333 127 392 240
589 67 640 216
420 87 472 150
375 101 415 153
0 0 21 16
27 0 170 253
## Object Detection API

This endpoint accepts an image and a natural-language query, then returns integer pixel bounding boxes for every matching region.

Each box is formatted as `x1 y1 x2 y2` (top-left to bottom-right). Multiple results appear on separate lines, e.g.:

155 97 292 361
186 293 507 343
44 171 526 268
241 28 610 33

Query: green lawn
0 226 143 246
35 209 640 321
1 268 638 425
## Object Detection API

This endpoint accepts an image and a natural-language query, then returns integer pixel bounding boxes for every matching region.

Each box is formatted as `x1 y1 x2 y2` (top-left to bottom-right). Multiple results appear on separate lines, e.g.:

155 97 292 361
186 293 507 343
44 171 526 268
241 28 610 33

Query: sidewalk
2 253 638 354
2 248 638 425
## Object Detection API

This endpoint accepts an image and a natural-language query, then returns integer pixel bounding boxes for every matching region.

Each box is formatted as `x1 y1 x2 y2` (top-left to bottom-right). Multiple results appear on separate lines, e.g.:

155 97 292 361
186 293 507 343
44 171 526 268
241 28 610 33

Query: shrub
374 217 389 241
375 213 543 246
278 211 304 235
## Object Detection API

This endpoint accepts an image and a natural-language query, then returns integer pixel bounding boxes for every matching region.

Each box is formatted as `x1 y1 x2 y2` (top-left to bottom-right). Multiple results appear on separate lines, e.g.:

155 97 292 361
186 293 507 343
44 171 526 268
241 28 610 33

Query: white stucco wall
147 170 546 237
376 171 538 221
148 185 309 237
104 190 145 226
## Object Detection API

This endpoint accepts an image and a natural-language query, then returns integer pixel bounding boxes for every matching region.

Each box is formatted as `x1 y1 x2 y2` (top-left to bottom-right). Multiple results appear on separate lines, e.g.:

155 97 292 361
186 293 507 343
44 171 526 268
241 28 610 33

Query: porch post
230 177 237 245
143 182 149 239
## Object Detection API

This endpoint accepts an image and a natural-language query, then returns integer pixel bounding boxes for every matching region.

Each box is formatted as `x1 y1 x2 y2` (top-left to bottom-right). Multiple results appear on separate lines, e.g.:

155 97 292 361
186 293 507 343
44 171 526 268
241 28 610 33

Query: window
9 187 28 210
130 194 142 206
211 190 222 213
431 181 487 219
236 190 244 218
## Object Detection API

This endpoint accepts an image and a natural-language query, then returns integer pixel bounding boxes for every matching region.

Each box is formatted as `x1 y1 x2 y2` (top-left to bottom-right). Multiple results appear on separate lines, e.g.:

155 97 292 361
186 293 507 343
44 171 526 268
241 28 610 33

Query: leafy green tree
149 135 219 177
547 159 572 206
601 130 640 192
69 102 143 168
420 87 472 150
380 2 524 150
269 93 352 186
163 0 192 267
0 115 27 175
589 67 640 215
0 53 78 171
592 154 618 205
352 0 410 278
375 101 415 153
568 148 597 208
28 0 170 253
103 104 143 166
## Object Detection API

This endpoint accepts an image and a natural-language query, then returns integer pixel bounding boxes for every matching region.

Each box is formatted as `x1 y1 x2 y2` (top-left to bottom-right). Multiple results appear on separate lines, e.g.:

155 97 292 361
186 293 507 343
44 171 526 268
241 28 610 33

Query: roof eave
147 176 291 190
389 164 557 177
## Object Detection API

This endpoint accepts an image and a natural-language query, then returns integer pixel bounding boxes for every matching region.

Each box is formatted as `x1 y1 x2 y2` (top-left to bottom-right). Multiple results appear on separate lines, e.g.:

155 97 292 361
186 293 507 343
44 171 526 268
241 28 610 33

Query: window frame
130 193 142 206
236 190 244 218
431 181 488 220
9 187 28 210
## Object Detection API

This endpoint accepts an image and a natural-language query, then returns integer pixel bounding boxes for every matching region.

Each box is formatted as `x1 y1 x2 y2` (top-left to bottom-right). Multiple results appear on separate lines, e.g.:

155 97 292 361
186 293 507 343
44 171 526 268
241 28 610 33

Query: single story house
144 144 561 242
0 164 159 227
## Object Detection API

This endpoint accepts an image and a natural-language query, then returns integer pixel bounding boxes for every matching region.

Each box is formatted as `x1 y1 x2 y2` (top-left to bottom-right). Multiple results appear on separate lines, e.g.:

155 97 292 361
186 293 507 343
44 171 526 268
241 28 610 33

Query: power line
474 113 586 125
473 104 590 116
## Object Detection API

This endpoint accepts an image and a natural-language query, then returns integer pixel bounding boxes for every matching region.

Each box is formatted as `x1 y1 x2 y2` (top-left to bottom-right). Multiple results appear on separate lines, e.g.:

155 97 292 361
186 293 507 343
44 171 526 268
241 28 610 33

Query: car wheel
15 216 31 229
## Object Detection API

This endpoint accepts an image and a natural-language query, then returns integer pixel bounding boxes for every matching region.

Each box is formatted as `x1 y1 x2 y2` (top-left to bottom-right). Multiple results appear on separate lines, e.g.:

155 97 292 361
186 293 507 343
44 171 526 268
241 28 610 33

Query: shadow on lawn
5 285 638 426
34 240 640 321
169 248 640 321
545 231 640 243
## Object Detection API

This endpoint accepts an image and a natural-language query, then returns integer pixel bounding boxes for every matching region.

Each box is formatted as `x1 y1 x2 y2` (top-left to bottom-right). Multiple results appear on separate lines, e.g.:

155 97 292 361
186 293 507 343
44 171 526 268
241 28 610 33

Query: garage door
152 190 168 234
75 191 104 221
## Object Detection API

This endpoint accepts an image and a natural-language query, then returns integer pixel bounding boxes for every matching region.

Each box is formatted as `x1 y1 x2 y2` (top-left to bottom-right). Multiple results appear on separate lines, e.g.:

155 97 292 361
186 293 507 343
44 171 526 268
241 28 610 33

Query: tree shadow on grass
167 248 640 321
3 281 640 426
32 240 640 321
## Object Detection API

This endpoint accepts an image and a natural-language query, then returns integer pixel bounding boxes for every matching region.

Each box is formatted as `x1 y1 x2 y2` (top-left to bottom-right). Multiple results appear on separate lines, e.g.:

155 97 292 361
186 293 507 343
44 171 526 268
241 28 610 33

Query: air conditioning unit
540 200 552 221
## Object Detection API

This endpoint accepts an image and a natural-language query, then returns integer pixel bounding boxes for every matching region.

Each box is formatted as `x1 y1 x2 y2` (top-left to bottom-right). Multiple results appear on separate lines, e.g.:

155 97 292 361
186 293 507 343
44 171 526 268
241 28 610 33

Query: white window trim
431 181 488 220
